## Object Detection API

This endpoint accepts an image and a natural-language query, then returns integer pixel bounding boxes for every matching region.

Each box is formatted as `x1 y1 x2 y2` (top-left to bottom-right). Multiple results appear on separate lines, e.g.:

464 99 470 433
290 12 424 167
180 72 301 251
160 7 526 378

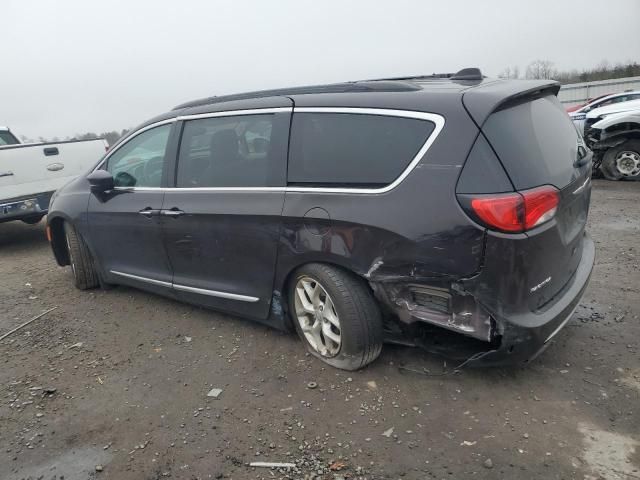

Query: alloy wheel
294 276 342 357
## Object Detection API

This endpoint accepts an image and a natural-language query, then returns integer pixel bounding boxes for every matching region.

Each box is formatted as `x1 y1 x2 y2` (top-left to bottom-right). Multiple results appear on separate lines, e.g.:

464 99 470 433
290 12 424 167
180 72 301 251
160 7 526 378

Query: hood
586 99 640 119
592 110 640 130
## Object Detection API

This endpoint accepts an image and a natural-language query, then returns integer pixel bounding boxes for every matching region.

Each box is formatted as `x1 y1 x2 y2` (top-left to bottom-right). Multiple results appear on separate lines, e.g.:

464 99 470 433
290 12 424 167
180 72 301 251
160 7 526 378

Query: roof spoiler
462 80 561 126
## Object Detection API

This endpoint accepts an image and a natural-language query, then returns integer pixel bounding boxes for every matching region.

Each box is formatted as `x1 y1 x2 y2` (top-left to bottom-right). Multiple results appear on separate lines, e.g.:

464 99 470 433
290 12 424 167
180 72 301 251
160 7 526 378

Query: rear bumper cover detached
470 233 595 366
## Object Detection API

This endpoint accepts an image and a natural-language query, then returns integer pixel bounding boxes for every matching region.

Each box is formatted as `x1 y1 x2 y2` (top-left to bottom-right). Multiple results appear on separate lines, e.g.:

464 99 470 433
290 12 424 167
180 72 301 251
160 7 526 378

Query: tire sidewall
288 264 381 370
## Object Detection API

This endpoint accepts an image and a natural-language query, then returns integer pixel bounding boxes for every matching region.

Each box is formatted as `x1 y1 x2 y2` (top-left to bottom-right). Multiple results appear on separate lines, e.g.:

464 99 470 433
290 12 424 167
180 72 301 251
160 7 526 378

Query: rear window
483 95 580 189
288 113 435 186
0 131 19 145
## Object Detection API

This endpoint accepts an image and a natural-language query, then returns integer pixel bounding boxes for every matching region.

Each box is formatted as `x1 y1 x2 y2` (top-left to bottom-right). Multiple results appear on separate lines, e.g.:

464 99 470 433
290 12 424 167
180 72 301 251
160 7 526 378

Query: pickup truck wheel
601 140 640 181
64 222 99 290
288 263 383 371
21 214 45 225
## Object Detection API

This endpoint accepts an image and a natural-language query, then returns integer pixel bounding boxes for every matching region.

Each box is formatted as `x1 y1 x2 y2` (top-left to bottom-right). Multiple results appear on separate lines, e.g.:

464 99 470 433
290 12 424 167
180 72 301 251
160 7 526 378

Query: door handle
138 207 159 218
161 208 185 217
0 171 14 178
44 147 59 156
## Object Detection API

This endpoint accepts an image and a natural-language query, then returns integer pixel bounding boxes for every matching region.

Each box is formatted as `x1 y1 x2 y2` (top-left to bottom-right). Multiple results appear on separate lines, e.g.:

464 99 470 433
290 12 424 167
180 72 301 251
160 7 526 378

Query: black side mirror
87 170 114 193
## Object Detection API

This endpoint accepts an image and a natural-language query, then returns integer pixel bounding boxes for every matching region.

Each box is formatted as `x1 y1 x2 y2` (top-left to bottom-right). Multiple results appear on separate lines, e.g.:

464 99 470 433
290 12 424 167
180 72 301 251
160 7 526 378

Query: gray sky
3 0 639 140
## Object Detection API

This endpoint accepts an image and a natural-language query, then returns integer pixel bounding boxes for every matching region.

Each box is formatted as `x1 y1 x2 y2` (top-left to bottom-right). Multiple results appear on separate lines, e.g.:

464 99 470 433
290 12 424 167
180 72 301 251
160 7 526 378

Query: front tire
288 263 383 371
64 222 99 290
21 214 45 225
600 140 640 181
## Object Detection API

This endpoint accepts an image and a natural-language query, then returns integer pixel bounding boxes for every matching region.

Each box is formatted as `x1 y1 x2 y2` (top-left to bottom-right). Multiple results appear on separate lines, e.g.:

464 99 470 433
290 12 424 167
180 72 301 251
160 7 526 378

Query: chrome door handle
0 171 14 178
161 209 185 217
138 208 159 217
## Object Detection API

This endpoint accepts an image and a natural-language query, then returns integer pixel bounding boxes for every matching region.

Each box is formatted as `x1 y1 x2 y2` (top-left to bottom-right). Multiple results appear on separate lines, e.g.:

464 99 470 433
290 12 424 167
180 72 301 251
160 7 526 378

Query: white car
0 127 108 224
586 111 640 181
570 91 640 134
582 99 640 136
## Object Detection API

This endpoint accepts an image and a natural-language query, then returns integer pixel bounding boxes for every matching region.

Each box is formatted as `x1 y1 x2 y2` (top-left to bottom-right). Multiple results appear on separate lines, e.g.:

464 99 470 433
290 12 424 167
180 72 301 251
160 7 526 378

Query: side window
176 114 278 188
106 124 171 187
287 113 435 186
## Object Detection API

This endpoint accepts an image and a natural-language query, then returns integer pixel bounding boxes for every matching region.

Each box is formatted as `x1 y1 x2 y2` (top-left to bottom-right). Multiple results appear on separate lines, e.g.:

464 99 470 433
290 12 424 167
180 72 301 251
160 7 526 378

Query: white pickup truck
0 127 108 224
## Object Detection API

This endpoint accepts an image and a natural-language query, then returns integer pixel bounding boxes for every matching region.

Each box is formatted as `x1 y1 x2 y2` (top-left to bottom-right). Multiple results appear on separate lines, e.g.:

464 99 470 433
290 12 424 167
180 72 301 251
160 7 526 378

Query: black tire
64 222 99 290
21 214 45 225
600 140 640 181
288 263 383 371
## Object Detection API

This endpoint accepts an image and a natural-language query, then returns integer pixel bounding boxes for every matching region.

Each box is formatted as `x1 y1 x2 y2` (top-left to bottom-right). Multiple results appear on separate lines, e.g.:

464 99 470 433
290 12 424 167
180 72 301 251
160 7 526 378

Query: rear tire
64 222 99 290
600 140 640 181
288 263 383 371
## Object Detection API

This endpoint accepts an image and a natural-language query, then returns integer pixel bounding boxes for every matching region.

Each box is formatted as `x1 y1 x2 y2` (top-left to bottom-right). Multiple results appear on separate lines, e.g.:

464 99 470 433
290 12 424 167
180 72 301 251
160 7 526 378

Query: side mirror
583 106 591 113
87 170 114 193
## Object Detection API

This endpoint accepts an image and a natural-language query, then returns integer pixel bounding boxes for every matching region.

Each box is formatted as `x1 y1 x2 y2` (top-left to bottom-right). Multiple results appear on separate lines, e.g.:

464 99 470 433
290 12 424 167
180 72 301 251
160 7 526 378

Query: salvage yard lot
1 179 638 480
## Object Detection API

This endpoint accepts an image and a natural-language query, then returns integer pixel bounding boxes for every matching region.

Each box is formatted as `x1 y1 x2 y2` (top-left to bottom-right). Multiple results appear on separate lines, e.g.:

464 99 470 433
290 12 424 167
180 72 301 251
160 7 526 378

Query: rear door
481 94 592 309
88 123 175 294
162 104 291 320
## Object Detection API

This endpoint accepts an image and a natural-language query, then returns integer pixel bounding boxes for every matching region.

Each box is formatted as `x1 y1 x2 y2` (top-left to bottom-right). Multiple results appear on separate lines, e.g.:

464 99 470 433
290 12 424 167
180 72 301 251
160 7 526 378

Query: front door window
106 124 171 187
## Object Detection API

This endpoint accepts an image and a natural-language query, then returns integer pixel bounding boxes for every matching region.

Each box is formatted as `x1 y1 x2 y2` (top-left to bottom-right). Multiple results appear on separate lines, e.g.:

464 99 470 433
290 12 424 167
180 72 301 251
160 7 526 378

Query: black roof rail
365 67 484 82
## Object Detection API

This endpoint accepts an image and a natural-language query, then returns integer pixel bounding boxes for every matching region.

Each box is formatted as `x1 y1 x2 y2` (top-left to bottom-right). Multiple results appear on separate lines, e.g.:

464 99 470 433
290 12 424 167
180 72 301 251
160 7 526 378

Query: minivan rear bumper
470 232 595 366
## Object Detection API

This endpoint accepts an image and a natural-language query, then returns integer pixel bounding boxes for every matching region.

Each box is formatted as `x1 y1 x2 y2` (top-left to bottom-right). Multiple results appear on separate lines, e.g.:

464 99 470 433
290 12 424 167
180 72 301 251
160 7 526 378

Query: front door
162 106 291 319
88 123 175 295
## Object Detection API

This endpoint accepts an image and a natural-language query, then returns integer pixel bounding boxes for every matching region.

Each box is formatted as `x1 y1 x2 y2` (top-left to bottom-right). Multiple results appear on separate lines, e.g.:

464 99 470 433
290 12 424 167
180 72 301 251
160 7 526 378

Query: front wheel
600 140 640 181
64 222 99 290
21 214 45 225
288 263 383 371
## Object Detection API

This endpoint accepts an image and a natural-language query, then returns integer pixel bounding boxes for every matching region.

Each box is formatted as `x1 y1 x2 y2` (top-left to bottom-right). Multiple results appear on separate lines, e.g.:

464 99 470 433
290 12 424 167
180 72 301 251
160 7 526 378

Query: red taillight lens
471 193 523 232
521 186 560 230
467 185 559 233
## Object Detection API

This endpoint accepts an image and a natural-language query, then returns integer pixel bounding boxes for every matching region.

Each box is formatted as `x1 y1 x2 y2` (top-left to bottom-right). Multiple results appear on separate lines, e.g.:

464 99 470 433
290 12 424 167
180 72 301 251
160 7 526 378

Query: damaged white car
585 110 640 181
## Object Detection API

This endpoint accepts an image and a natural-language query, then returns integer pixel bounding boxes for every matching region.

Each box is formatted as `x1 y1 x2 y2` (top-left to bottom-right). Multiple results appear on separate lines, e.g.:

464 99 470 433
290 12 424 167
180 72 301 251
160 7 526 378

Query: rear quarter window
483 95 580 190
287 113 435 186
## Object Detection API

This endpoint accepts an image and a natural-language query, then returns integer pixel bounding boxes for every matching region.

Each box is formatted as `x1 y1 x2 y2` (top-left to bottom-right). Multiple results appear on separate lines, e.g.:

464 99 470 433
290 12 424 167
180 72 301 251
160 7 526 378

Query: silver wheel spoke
323 298 340 327
295 285 315 314
322 322 340 345
293 275 342 358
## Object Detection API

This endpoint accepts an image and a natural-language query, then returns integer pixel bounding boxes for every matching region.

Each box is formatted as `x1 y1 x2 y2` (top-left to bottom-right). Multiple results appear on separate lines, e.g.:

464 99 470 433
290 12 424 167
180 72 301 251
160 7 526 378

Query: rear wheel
64 222 99 290
288 263 383 371
601 140 640 181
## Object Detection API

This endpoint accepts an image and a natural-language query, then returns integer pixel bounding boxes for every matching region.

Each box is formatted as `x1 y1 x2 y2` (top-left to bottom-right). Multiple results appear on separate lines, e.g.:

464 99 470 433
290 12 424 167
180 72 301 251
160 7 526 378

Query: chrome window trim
97 107 445 195
286 107 444 194
95 107 292 171
176 107 292 122
110 270 259 303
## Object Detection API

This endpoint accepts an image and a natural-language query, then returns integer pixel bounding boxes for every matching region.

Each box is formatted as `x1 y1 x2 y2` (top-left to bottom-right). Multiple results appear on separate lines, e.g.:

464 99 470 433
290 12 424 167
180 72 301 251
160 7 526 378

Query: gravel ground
0 179 638 480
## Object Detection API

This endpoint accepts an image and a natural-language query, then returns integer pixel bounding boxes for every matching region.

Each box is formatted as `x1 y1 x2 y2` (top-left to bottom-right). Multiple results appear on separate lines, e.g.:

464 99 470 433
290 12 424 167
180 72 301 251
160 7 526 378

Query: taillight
463 185 559 233
521 186 559 229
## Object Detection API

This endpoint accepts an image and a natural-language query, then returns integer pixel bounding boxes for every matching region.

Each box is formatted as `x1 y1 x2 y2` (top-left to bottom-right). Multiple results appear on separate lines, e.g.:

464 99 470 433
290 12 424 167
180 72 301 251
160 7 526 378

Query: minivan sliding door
161 105 291 320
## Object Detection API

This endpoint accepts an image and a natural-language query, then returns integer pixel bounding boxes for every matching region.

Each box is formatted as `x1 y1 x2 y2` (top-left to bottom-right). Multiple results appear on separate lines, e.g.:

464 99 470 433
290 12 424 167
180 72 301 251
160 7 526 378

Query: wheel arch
274 255 375 331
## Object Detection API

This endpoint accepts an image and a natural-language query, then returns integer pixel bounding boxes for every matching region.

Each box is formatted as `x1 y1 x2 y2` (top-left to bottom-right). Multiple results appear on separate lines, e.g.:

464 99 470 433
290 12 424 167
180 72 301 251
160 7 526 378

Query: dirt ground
1 179 638 480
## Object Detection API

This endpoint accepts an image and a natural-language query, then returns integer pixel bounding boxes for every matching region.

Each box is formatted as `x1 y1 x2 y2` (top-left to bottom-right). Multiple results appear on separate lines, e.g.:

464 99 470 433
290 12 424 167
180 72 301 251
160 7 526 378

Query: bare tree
498 65 520 79
525 59 556 79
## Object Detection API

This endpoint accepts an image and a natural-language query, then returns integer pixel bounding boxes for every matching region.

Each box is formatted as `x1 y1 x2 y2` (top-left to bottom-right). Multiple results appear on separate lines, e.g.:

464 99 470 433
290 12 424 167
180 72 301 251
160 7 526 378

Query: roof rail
365 67 483 82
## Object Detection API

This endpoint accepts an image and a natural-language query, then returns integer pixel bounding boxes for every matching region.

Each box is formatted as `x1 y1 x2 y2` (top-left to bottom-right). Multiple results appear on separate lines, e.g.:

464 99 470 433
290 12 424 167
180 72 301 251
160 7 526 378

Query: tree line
499 60 640 83
20 129 129 146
